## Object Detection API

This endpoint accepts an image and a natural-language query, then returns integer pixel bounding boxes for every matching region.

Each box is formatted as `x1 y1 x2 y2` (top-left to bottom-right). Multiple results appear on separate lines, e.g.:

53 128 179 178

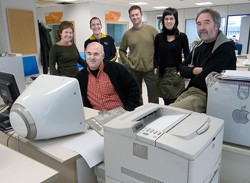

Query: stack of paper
221 70 250 81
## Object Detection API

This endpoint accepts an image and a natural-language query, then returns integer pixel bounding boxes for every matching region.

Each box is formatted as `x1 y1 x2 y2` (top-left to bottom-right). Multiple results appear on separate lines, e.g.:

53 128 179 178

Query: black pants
163 98 176 105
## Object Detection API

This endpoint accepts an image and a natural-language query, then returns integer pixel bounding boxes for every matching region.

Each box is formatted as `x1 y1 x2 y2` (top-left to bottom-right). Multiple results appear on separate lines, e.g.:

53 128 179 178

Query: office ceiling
36 0 250 11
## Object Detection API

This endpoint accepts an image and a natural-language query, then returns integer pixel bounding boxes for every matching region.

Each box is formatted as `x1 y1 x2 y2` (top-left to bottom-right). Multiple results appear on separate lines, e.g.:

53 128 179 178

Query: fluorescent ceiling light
195 2 213 6
153 6 168 9
129 2 148 5
58 0 77 2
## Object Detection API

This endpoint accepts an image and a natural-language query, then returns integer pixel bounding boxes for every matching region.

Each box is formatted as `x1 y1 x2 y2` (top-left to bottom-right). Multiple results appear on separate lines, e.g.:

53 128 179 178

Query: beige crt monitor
9 74 86 140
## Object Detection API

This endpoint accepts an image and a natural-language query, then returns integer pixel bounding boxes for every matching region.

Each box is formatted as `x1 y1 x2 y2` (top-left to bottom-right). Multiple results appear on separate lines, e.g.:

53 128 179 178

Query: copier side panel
104 131 189 183
188 127 224 183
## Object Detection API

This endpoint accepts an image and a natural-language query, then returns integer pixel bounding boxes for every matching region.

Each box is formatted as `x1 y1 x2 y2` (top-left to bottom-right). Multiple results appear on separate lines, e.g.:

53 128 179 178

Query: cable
0 104 8 112
17 134 21 152
6 130 15 147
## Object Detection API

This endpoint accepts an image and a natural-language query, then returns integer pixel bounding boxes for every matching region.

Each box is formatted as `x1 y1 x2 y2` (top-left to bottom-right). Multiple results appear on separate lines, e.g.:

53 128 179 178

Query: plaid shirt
87 63 124 110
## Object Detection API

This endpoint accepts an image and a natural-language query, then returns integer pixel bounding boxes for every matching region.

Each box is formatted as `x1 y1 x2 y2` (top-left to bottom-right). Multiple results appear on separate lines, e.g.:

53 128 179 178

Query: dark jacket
180 31 236 93
75 61 140 111
84 33 117 62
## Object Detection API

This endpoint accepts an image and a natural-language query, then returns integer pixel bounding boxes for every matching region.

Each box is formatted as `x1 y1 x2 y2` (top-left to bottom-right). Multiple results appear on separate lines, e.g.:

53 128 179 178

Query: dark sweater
49 44 86 77
154 32 190 73
75 61 140 111
180 31 236 93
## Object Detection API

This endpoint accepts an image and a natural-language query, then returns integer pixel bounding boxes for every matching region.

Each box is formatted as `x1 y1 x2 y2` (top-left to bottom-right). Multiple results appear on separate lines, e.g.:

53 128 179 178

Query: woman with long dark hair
154 8 190 105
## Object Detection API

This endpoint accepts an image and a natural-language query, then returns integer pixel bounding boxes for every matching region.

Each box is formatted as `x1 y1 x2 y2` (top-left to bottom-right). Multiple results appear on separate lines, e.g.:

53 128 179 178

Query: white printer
206 71 250 147
104 103 224 183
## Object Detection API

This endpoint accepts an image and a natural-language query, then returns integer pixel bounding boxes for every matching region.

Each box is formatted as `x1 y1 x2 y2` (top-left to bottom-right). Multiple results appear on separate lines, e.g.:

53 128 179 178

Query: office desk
236 54 250 71
220 143 250 183
0 144 58 183
0 107 99 183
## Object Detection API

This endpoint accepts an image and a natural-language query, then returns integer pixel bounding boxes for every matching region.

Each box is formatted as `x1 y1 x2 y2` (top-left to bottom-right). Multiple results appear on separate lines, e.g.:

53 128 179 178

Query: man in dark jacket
76 42 140 111
170 8 236 113
84 17 117 62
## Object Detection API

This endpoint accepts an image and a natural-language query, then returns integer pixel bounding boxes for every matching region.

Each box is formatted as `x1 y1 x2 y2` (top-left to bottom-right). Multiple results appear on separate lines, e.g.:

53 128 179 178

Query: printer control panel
137 127 162 145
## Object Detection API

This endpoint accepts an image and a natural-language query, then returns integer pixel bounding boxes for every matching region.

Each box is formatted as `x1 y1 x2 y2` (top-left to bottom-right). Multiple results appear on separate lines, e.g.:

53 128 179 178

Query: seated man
170 8 236 113
76 42 140 111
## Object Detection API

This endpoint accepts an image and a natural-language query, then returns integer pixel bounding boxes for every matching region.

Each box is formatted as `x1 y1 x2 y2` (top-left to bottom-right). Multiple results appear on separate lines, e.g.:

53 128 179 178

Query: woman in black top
154 7 190 105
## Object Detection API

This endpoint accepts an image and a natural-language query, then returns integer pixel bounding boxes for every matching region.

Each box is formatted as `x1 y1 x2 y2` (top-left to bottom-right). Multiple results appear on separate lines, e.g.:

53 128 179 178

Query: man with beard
170 8 236 113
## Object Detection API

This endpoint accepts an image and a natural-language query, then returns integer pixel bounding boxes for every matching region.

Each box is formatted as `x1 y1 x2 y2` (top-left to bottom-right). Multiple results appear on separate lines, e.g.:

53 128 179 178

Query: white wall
0 0 39 54
145 3 250 33
2 2 250 54
36 2 131 52
0 0 7 52
239 16 250 54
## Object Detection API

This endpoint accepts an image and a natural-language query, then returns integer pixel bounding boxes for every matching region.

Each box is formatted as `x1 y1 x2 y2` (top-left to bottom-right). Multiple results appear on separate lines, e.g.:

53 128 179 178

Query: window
226 14 250 41
106 22 128 47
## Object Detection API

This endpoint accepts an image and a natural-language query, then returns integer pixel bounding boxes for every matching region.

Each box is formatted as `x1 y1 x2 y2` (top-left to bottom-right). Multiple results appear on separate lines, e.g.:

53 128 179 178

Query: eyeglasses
164 17 175 21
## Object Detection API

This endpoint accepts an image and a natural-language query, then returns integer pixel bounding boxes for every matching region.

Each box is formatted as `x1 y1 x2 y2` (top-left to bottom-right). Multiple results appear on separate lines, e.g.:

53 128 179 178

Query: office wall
0 0 39 54
239 16 250 54
2 1 250 54
145 4 250 32
36 2 250 54
0 0 7 52
36 2 131 52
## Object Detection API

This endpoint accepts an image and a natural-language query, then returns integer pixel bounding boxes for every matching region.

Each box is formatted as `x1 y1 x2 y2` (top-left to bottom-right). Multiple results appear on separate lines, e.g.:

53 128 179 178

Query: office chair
22 55 40 80
235 43 243 55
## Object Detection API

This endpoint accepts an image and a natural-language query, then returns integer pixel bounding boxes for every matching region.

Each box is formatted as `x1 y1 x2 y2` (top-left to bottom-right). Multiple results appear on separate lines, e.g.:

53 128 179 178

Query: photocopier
104 103 224 183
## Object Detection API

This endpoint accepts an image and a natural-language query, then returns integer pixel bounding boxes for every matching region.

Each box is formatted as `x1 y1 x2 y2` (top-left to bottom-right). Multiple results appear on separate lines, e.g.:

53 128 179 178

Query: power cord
6 130 15 147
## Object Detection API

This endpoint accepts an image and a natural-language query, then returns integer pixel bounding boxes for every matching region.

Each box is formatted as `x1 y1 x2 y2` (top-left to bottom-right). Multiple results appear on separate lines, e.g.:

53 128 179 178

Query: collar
87 61 104 75
89 33 107 40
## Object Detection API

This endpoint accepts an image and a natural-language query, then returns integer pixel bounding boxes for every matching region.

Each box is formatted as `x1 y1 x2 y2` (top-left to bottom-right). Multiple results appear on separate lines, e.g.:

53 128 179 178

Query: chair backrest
77 52 86 70
22 55 40 77
235 43 243 55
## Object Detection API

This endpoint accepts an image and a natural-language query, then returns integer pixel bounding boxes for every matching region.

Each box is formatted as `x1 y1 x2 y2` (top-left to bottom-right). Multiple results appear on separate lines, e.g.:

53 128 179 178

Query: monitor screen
0 72 20 108
22 55 40 77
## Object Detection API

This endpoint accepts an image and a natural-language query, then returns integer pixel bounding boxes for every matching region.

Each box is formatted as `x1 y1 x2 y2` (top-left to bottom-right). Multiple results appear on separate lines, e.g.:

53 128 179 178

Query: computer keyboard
86 107 127 136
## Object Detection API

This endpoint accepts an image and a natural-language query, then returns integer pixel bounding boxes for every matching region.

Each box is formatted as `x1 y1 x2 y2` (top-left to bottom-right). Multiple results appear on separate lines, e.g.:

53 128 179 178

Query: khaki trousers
170 86 207 113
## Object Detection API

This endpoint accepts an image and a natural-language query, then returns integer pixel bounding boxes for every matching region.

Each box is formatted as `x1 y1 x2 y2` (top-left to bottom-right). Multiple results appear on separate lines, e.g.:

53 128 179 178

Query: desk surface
0 144 58 183
236 54 250 70
9 107 99 164
223 142 250 156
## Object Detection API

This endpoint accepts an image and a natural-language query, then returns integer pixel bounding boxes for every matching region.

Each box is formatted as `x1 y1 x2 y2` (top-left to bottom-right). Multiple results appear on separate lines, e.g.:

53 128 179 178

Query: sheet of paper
147 114 185 132
243 59 250 66
62 130 104 168
221 70 250 81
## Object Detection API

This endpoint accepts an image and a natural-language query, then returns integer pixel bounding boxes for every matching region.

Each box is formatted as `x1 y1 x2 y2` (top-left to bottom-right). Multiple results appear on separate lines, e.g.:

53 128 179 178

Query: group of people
49 5 236 113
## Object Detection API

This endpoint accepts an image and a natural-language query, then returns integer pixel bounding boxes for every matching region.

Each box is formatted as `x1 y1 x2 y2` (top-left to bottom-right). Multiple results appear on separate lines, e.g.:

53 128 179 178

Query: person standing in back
119 5 159 105
84 17 117 62
49 21 86 77
154 7 190 105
